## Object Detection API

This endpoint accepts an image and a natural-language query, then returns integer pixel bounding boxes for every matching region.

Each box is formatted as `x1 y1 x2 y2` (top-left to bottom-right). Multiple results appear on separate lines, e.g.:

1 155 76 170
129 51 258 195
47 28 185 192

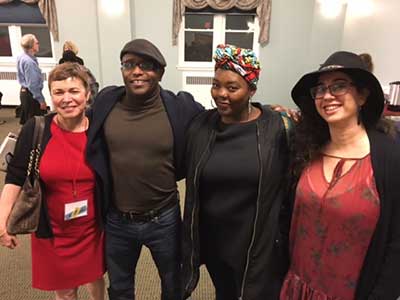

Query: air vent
0 72 17 80
0 72 47 81
186 76 213 85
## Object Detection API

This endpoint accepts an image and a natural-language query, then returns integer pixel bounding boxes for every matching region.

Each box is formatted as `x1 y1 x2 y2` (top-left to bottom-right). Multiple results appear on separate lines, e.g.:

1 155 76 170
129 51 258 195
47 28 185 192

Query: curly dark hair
290 71 396 180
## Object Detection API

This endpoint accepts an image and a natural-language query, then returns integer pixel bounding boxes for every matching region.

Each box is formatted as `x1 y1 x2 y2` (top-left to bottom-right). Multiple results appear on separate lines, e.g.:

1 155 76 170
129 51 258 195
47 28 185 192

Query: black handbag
6 116 45 235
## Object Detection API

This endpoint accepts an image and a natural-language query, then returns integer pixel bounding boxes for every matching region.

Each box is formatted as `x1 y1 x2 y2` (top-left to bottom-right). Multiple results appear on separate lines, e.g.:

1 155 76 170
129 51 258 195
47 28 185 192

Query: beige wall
52 0 398 107
55 0 132 88
341 0 400 90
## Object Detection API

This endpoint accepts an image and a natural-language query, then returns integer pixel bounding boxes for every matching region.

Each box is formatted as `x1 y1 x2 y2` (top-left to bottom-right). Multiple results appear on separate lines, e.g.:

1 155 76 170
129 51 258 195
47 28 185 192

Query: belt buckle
124 211 153 222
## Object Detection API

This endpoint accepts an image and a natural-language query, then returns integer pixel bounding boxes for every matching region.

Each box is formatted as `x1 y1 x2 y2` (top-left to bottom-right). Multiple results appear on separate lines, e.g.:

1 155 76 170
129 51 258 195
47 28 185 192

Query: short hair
20 34 36 51
63 41 79 54
48 63 90 92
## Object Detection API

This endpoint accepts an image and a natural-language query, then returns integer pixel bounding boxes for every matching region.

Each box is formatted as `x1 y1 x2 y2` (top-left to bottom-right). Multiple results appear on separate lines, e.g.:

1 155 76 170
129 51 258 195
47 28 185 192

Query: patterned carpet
0 108 215 300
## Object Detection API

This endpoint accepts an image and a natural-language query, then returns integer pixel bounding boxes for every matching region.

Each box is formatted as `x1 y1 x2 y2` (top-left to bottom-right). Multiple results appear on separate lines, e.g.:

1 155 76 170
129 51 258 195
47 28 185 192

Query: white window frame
177 12 260 71
0 24 56 67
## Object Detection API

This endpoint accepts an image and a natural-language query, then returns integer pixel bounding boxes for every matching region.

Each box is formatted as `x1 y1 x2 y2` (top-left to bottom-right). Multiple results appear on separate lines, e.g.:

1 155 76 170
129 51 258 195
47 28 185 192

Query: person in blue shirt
16 34 47 125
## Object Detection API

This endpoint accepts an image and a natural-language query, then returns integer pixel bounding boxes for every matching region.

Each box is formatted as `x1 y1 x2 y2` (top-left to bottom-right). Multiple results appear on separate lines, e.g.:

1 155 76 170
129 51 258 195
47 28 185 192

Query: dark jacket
5 113 105 238
353 129 400 300
59 50 84 65
182 105 291 300
86 85 204 218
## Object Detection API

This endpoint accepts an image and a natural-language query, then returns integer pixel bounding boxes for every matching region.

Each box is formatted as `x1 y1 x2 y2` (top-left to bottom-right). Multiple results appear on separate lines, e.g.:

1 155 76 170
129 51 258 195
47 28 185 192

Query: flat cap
120 38 166 67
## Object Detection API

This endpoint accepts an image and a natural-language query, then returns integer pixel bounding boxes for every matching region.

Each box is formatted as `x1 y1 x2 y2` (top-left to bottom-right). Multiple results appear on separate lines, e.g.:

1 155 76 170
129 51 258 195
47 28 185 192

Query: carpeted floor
0 108 215 300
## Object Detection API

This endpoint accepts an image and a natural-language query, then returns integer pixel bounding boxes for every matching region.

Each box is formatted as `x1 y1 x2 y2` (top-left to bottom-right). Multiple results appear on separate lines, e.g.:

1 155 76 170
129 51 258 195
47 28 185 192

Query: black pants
204 257 239 300
19 89 45 125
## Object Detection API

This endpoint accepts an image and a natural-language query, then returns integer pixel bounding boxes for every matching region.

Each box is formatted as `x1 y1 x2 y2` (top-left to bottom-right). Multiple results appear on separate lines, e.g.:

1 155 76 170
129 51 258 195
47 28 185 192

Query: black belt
113 200 177 222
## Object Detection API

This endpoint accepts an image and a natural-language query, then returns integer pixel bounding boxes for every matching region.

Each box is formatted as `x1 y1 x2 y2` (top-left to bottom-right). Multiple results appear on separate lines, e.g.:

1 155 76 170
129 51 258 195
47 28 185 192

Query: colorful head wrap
213 44 261 87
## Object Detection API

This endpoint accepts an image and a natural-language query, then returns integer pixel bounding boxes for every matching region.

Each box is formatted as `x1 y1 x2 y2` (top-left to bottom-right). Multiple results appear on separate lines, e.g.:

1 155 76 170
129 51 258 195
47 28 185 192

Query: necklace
55 120 87 199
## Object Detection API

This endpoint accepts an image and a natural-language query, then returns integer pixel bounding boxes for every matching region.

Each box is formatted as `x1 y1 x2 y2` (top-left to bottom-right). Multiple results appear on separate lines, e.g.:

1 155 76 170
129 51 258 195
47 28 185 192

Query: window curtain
172 0 272 46
0 0 59 41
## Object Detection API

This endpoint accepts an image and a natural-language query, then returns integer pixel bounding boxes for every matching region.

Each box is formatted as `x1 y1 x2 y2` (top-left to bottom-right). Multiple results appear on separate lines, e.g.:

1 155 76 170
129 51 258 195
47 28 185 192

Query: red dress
31 120 105 291
280 154 380 300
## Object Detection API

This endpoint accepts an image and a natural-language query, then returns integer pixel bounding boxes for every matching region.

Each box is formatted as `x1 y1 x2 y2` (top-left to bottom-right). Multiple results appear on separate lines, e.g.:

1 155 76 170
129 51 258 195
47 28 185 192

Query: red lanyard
54 118 87 199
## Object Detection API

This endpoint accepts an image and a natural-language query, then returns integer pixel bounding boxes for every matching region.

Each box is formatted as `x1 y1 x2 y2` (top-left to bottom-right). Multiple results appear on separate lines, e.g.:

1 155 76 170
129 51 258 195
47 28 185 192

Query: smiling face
211 68 256 123
314 71 368 127
121 53 163 100
50 77 89 121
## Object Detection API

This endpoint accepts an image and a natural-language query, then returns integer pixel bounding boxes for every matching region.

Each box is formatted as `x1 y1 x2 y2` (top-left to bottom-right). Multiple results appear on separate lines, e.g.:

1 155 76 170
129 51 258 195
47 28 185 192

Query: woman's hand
0 229 18 249
0 184 23 250
271 104 301 122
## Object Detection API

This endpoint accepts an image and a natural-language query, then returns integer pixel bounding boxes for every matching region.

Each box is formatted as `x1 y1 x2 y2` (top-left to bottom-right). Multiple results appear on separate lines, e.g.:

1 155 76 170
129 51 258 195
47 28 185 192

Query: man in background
16 34 47 125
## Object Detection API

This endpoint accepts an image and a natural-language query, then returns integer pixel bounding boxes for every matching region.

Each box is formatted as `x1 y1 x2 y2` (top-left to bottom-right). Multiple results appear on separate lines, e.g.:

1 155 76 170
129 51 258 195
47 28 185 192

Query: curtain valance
172 0 271 46
0 0 59 41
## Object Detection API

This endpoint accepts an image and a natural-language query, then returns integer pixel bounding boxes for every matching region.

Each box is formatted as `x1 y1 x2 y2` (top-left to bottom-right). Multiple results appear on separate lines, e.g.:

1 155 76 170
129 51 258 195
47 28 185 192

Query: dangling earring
210 98 217 108
248 96 253 119
357 106 362 125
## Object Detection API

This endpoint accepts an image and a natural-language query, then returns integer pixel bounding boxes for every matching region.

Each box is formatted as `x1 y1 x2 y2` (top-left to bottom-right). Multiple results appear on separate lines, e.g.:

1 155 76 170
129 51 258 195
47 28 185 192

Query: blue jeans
105 203 182 300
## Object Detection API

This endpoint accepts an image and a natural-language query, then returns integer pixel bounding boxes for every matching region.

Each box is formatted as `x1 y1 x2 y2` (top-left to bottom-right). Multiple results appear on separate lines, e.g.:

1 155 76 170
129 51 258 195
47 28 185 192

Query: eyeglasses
120 61 157 72
310 81 354 99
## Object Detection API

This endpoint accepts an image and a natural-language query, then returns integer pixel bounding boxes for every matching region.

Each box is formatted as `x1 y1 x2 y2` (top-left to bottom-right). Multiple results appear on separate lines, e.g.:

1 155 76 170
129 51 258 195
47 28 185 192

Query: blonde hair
20 34 37 51
63 41 79 54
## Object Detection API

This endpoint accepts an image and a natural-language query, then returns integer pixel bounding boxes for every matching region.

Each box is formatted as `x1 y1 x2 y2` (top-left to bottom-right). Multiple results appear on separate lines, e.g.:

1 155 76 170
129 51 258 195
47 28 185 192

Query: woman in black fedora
280 51 400 300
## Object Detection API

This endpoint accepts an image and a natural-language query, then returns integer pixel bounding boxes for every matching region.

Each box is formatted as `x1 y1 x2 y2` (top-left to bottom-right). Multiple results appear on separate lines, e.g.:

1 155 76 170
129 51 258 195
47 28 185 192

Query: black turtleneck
104 85 176 213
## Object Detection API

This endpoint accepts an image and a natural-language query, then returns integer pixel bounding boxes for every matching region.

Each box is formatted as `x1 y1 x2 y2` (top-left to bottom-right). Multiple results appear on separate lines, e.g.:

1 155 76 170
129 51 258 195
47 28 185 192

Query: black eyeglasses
120 61 157 72
310 81 354 99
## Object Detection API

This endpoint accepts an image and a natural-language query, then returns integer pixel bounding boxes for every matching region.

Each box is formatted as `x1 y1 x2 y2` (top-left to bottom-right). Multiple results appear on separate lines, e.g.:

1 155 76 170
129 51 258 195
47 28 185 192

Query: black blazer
354 129 400 299
86 85 204 219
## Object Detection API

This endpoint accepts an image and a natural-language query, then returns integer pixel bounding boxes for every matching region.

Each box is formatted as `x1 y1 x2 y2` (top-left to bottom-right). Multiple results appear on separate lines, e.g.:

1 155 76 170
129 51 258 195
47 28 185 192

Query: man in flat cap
86 39 203 300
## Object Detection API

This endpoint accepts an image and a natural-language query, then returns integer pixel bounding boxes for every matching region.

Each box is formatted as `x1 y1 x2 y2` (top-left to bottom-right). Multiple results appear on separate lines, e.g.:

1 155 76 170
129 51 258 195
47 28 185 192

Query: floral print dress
280 154 380 300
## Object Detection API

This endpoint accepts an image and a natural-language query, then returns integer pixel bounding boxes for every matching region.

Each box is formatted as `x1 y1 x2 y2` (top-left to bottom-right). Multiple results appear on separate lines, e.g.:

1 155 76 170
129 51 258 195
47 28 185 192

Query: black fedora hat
292 51 384 126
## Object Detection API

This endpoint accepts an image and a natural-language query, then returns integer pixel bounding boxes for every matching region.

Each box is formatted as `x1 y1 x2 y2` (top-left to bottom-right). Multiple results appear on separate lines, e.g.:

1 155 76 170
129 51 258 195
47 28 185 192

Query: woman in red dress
280 51 400 299
0 63 105 300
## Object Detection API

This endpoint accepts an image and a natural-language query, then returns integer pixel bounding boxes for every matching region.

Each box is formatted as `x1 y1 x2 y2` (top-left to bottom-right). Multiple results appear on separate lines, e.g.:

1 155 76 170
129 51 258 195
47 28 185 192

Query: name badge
64 200 88 220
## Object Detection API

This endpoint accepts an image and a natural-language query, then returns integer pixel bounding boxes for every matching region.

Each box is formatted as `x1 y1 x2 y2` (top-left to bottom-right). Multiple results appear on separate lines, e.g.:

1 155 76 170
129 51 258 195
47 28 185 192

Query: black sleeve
176 91 205 120
5 118 35 186
369 145 400 299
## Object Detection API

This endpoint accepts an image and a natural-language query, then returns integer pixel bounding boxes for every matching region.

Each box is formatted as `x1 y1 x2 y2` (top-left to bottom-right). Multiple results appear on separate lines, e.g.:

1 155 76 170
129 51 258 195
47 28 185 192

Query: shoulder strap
29 116 45 178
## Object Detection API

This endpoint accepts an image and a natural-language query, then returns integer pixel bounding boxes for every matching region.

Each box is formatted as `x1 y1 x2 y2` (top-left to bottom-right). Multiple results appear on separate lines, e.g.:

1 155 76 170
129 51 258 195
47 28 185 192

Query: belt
21 87 27 92
113 200 177 222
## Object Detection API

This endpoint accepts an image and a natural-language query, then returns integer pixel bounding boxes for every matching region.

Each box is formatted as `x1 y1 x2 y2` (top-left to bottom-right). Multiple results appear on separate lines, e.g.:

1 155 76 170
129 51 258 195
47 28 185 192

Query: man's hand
270 104 301 123
40 101 47 111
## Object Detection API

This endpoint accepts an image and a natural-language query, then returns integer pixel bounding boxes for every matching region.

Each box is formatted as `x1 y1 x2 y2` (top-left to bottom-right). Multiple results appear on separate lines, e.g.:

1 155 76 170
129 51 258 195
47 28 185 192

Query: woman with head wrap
182 44 291 300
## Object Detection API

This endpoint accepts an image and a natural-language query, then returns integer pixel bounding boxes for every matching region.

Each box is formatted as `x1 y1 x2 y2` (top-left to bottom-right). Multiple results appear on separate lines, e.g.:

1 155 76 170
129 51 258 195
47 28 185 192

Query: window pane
0 26 12 56
225 33 254 49
185 14 213 29
185 31 213 62
21 26 53 57
226 15 255 30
